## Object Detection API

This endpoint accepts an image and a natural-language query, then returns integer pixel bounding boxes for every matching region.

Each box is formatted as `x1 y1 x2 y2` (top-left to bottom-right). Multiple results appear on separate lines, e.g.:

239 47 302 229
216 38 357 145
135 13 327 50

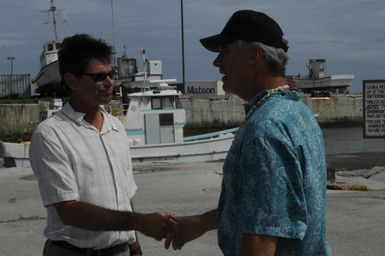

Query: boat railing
183 127 238 142
105 100 125 121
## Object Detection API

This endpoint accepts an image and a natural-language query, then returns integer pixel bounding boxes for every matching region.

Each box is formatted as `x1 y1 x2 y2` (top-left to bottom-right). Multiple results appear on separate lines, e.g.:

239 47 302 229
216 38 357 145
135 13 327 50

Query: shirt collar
62 102 119 132
244 90 268 114
244 87 303 114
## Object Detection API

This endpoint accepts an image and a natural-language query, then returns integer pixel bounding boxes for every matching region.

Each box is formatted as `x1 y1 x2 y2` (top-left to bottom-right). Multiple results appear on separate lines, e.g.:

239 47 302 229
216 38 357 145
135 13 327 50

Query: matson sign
184 80 225 96
186 86 216 94
363 80 385 138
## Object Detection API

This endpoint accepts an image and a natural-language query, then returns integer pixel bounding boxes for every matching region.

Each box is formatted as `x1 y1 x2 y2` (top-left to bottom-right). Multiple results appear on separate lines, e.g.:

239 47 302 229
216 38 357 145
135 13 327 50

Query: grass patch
0 132 32 142
0 95 121 104
0 96 56 104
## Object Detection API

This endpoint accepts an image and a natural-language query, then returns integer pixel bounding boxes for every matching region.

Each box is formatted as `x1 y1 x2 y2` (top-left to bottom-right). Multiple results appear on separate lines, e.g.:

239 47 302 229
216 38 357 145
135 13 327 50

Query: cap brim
200 34 235 52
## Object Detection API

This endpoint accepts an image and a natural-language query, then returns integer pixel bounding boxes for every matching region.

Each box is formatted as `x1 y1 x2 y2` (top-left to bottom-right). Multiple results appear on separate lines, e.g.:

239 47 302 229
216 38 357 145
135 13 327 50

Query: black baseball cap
200 10 288 52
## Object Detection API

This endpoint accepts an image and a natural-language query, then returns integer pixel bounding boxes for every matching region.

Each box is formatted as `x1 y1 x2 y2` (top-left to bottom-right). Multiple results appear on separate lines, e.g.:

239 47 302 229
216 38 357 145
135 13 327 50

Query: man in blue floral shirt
165 10 332 255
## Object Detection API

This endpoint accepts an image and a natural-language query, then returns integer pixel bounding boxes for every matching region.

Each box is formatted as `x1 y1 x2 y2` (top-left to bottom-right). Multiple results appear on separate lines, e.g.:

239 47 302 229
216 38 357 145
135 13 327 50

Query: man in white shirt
30 33 172 256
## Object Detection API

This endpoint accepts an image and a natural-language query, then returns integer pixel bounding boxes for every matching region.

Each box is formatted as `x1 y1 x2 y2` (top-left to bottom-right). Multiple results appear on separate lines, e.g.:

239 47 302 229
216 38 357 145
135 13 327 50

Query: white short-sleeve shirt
30 102 137 249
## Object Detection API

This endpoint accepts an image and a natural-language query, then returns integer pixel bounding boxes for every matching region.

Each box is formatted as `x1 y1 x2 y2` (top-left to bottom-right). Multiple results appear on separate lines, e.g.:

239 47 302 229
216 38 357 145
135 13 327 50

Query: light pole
110 0 116 67
7 56 15 74
180 0 185 86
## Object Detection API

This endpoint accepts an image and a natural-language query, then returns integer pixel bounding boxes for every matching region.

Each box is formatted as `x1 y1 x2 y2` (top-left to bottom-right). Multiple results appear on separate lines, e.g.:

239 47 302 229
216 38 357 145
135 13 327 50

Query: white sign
363 80 385 138
184 80 225 96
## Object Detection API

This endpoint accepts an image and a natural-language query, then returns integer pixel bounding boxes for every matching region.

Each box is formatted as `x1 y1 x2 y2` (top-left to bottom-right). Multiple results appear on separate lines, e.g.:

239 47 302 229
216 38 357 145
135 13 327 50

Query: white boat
32 0 64 96
0 52 237 168
0 93 236 167
294 59 354 96
0 128 236 168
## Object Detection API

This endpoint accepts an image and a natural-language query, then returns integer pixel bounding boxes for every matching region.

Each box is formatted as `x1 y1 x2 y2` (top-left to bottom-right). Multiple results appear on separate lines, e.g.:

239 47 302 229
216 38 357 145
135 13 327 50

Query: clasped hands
139 212 207 250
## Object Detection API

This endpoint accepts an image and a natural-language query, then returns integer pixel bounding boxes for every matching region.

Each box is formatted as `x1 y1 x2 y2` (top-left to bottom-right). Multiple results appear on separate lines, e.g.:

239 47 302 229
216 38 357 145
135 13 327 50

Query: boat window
122 92 131 115
152 98 162 109
159 113 173 126
152 96 180 110
55 43 62 49
47 43 54 51
162 97 174 109
175 97 183 109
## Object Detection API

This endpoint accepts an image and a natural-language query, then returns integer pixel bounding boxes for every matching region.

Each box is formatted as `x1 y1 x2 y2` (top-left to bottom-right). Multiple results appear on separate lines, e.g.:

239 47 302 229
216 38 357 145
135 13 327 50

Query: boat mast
42 0 64 40
140 47 149 85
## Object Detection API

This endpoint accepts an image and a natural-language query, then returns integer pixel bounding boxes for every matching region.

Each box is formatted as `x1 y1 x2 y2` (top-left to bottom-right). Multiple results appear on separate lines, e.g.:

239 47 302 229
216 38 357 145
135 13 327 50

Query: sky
0 0 384 93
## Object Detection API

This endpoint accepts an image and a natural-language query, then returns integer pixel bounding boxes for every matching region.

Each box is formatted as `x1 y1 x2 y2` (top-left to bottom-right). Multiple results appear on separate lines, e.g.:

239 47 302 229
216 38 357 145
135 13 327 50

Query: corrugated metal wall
0 74 31 98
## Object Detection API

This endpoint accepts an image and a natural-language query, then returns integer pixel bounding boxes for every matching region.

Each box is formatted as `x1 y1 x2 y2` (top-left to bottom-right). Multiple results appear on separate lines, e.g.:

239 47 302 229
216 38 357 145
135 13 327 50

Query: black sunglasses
82 70 115 82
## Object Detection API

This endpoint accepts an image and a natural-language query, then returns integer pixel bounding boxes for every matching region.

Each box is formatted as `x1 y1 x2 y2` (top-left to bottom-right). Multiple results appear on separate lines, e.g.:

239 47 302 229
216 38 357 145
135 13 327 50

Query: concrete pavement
1 160 385 256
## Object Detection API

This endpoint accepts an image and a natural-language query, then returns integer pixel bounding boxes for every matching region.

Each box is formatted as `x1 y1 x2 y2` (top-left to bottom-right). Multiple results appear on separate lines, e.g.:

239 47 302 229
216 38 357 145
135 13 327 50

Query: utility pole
7 56 15 95
111 0 117 67
7 56 15 74
180 0 185 86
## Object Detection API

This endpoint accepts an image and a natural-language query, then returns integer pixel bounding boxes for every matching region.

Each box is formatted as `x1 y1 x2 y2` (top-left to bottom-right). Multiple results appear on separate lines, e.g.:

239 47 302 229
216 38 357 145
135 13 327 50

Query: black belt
49 240 129 256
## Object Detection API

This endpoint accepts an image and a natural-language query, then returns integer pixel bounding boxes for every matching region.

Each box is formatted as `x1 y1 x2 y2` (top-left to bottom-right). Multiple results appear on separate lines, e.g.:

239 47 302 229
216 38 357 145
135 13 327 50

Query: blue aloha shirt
217 89 332 256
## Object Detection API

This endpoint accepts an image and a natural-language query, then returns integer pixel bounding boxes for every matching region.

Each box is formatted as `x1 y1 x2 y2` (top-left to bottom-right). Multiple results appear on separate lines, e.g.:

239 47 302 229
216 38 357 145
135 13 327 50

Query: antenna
122 45 128 58
140 47 148 84
42 0 65 40
140 47 147 64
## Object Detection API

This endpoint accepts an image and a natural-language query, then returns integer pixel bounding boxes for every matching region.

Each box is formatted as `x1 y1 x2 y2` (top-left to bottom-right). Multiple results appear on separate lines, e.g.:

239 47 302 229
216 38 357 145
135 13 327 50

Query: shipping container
0 74 32 98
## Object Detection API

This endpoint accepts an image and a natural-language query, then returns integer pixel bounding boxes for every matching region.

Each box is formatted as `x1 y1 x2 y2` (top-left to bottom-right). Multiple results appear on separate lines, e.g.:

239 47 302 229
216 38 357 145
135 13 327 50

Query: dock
1 157 385 255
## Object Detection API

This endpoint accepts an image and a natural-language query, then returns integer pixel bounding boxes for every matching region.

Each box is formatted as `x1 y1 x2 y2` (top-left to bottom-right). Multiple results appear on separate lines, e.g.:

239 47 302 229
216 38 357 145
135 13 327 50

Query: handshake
135 209 217 250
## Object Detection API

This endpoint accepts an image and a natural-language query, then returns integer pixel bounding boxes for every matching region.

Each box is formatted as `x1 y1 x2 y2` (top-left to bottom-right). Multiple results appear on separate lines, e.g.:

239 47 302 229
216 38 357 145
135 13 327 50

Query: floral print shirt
218 89 332 256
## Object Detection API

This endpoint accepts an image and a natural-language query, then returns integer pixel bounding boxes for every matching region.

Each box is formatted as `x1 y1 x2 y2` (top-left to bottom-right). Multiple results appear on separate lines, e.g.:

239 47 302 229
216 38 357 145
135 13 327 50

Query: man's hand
164 215 206 250
129 241 142 256
164 209 218 250
135 212 175 241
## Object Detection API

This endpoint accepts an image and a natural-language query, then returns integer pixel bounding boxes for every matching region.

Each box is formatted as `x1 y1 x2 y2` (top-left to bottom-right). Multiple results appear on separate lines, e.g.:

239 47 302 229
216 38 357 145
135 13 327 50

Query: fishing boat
32 40 62 95
32 0 64 96
293 59 354 96
0 51 237 168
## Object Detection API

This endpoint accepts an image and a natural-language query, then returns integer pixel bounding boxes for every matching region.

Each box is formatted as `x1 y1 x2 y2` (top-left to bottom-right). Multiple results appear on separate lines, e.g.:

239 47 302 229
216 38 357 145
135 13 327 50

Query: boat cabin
121 86 185 146
115 51 186 146
40 39 62 67
308 59 326 79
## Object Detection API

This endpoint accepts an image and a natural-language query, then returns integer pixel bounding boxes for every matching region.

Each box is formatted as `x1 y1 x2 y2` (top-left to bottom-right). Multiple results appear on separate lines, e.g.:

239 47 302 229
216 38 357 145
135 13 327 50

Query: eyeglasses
82 71 115 83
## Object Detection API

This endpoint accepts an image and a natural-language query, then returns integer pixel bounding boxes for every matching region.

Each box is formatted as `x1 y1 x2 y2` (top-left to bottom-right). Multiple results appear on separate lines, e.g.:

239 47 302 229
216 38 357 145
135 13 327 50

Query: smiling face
213 41 255 100
64 58 114 111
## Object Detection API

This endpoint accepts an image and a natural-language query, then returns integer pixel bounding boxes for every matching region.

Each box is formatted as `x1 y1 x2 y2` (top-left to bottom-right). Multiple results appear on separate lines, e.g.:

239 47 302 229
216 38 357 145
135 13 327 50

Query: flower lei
237 84 290 135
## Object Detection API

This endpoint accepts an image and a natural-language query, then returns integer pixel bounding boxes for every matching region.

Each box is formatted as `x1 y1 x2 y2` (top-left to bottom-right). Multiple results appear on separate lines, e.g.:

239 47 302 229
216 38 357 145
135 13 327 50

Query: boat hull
294 75 354 94
131 133 233 165
32 61 63 95
0 133 234 168
0 142 31 168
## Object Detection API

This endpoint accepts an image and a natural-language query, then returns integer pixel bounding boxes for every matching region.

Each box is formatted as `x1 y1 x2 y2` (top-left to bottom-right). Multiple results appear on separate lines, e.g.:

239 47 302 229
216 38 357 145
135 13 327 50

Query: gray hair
238 40 288 76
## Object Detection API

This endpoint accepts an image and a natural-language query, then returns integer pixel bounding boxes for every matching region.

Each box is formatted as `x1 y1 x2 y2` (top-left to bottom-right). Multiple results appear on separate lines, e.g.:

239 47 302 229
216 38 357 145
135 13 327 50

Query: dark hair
59 34 113 89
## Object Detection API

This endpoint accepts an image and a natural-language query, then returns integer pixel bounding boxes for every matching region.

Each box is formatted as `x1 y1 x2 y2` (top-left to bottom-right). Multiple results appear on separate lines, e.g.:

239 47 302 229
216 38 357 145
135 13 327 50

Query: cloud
0 0 384 92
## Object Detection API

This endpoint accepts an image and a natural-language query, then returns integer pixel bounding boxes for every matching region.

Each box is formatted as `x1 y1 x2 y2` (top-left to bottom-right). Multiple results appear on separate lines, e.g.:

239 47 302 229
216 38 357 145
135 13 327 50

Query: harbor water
322 126 385 155
0 126 384 169
186 126 385 155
